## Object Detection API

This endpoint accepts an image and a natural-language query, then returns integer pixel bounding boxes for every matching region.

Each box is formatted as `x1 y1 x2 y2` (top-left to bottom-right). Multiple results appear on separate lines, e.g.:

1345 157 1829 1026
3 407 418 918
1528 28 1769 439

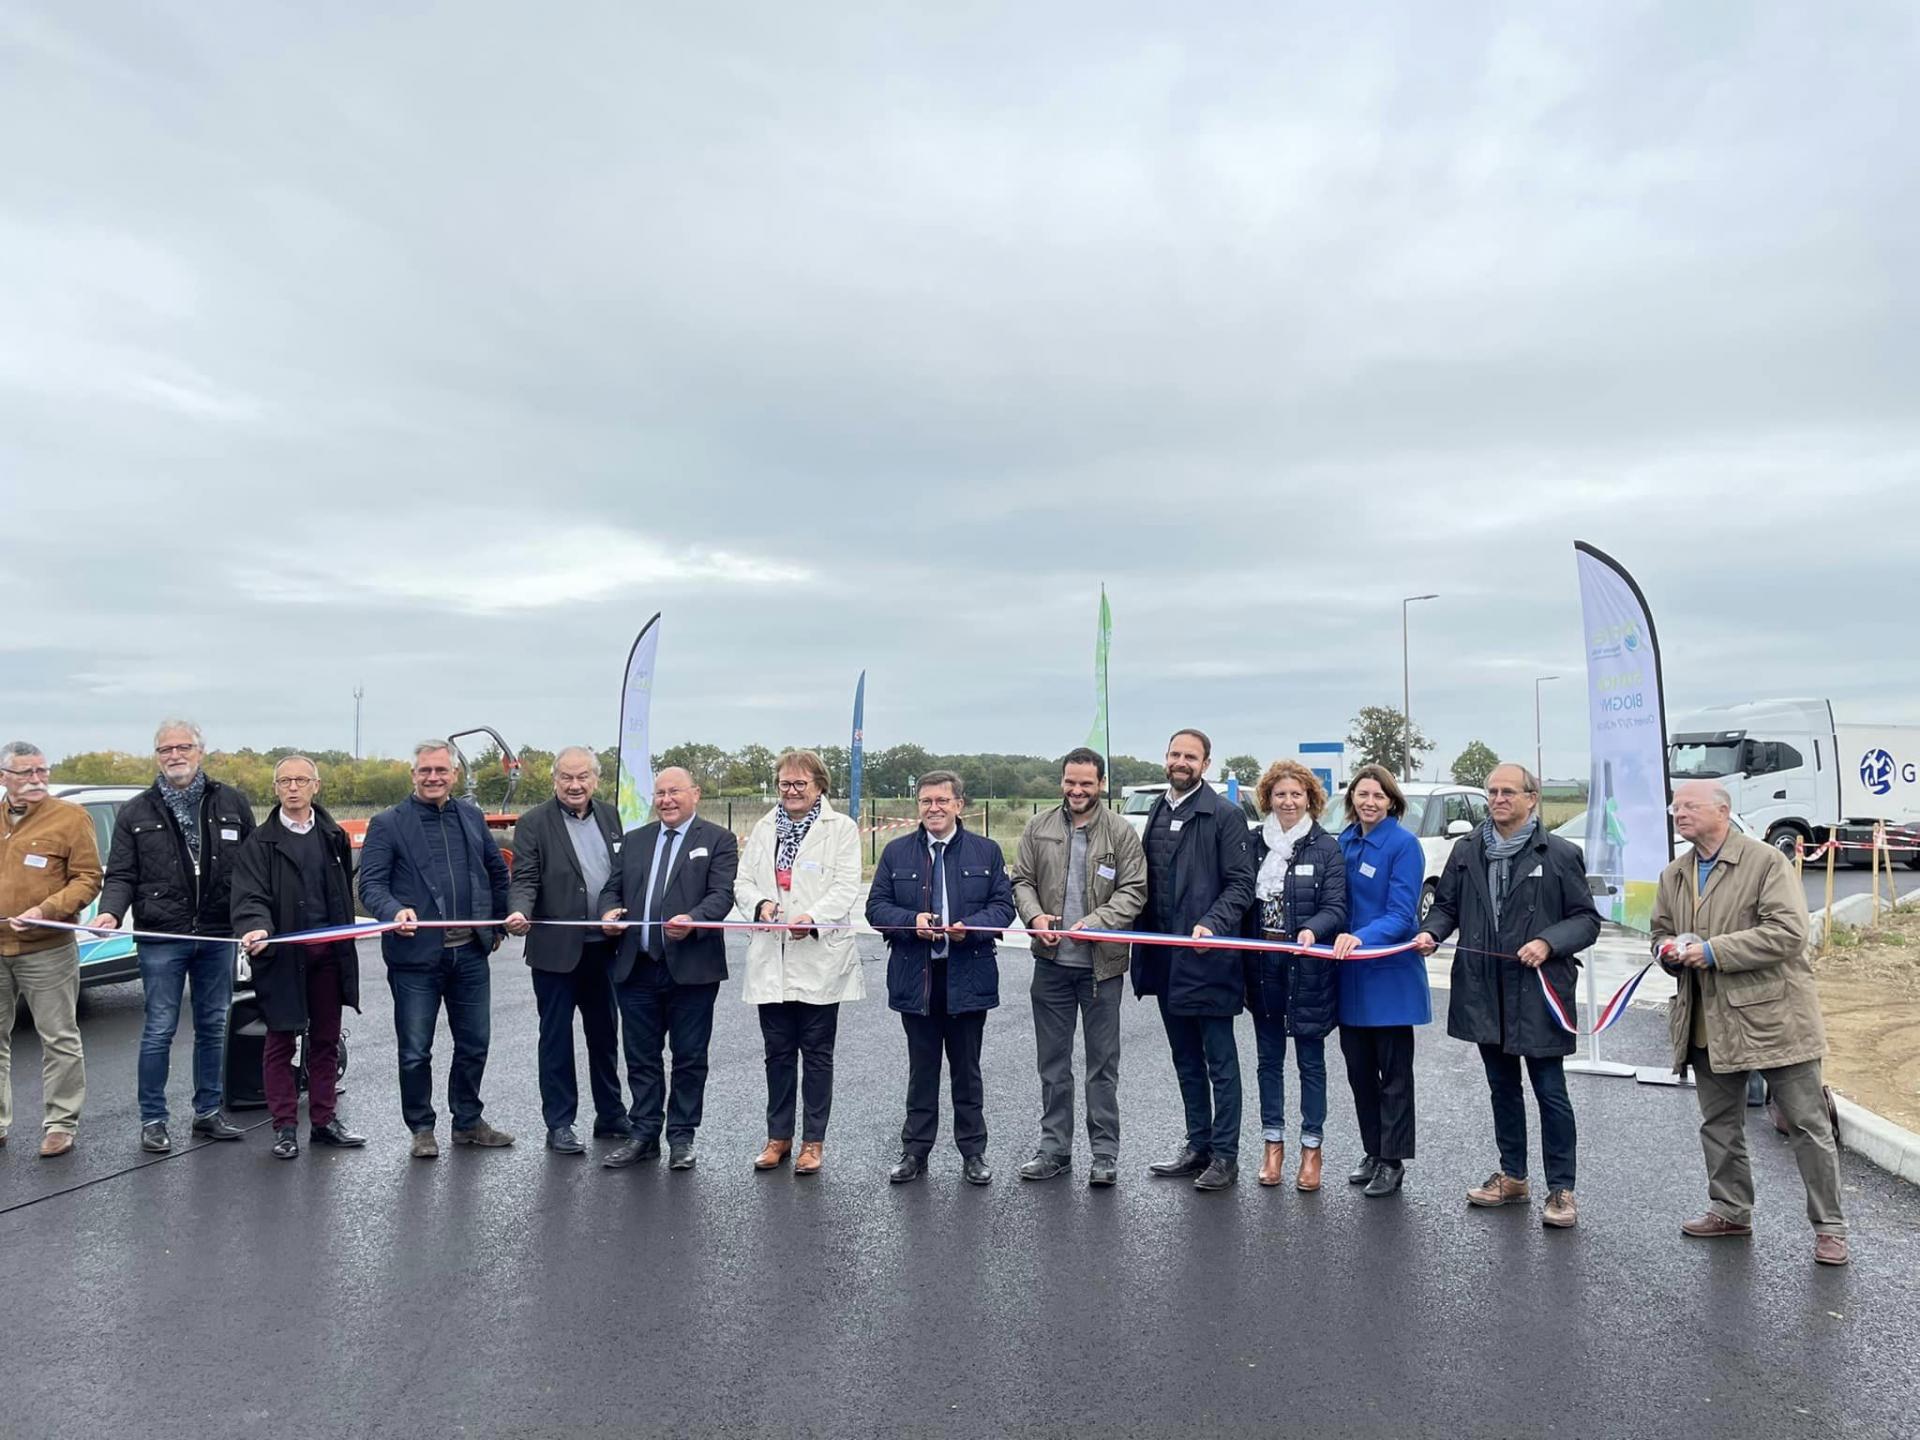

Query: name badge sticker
687 846 710 860
1295 864 1314 876
23 853 49 869
1096 863 1117 880
1528 865 1544 878
798 859 822 872
220 828 240 842
1170 820 1185 833
1359 862 1377 879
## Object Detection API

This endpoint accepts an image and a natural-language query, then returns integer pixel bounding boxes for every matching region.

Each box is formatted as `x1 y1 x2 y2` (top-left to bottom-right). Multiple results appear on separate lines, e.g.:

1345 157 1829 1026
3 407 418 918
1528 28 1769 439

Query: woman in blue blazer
1331 764 1430 1197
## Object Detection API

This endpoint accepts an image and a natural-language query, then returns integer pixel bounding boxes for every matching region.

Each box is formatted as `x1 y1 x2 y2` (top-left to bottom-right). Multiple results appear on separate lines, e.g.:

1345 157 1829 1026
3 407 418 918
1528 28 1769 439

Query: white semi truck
1666 699 1920 865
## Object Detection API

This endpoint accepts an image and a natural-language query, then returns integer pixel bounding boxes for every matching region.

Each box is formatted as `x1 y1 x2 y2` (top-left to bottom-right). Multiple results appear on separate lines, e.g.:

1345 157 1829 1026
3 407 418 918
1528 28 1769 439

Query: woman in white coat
735 749 865 1175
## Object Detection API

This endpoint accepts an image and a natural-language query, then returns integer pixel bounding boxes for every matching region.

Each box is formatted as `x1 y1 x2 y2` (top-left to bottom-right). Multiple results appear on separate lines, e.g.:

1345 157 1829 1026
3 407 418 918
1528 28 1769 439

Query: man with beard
1129 730 1256 1190
1010 747 1147 1187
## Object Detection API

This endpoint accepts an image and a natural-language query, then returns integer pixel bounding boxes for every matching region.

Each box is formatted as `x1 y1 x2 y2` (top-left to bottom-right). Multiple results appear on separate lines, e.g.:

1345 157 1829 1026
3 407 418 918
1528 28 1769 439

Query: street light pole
1401 594 1438 777
1534 675 1559 785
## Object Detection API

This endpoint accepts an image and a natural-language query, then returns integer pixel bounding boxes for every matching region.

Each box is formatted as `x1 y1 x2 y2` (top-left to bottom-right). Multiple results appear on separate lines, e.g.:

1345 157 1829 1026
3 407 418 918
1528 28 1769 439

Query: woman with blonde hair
1241 760 1347 1190
735 749 865 1175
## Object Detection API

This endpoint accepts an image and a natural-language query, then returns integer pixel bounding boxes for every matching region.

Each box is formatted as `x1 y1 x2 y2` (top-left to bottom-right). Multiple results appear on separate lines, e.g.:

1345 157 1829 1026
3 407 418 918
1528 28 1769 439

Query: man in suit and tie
598 767 740 1171
504 746 632 1155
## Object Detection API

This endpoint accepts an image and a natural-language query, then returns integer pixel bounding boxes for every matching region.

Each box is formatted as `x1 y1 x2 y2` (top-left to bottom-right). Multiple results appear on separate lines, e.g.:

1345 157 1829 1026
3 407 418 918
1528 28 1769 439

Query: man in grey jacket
1010 748 1148 1187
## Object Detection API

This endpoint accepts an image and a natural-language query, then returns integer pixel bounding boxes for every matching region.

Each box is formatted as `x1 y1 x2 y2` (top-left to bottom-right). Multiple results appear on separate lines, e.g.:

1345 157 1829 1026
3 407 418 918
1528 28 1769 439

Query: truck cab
1667 699 1829 858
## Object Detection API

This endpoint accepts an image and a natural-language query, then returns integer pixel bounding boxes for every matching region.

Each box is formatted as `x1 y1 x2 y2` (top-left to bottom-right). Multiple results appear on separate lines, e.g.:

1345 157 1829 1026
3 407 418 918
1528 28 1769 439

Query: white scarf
1256 814 1313 898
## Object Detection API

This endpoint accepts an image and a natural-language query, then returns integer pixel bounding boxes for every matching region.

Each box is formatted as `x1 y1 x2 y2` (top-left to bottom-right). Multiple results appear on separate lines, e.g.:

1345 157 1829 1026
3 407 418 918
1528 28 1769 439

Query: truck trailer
1666 698 1920 864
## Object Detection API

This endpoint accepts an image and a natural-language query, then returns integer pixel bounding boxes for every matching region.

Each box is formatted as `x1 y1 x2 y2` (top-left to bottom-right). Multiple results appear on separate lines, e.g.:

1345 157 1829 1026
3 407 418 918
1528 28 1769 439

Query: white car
1552 807 1756 861
1119 780 1260 836
45 784 147 988
1320 781 1491 922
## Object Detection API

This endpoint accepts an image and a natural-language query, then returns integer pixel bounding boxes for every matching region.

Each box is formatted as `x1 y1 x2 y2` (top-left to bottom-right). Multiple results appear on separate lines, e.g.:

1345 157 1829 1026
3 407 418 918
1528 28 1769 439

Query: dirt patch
1814 907 1920 1132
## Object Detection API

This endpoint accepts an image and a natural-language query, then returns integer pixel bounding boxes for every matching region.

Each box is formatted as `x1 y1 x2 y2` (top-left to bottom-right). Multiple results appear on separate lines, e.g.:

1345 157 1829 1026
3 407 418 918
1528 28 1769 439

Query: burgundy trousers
263 952 344 1129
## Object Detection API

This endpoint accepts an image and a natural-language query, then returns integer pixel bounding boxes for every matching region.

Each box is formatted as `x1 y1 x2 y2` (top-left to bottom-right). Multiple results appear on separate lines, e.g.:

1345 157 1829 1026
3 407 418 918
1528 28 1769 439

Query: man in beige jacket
1651 780 1848 1266
1 741 102 1157
1010 747 1148 1187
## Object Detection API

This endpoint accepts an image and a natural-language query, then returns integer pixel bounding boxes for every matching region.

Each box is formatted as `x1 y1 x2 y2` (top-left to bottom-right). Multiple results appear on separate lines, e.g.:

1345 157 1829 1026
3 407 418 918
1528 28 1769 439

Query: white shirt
278 810 317 835
1166 784 1200 811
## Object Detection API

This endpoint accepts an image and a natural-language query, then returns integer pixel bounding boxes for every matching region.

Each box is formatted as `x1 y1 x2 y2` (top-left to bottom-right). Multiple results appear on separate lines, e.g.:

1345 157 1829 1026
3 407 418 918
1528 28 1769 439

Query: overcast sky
5 3 1916 781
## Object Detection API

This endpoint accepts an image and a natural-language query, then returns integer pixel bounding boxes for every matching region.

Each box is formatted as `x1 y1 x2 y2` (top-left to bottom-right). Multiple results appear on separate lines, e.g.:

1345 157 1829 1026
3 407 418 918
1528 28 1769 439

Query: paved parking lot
3 936 1916 1439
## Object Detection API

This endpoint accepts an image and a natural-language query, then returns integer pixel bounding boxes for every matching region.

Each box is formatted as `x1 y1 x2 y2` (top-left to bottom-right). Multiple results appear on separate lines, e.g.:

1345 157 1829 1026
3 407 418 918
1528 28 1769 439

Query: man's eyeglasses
155 744 199 757
274 776 318 788
1 766 51 780
1487 787 1530 799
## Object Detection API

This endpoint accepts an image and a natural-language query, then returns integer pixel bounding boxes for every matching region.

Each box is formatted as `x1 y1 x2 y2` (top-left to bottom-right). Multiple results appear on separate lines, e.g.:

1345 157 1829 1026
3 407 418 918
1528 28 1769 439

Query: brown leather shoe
1467 1171 1530 1207
1680 1211 1753 1238
1258 1141 1285 1187
755 1139 792 1171
1814 1234 1851 1266
1542 1189 1578 1228
1295 1146 1323 1192
793 1141 823 1175
38 1131 75 1158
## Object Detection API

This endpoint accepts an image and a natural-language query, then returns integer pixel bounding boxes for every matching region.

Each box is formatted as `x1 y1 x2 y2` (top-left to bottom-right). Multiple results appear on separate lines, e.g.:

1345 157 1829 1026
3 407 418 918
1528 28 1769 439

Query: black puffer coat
1241 823 1348 1039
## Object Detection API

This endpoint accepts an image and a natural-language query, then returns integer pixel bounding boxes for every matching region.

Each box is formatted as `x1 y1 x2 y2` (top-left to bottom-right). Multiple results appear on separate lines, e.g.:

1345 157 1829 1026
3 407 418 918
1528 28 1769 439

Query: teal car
48 784 147 989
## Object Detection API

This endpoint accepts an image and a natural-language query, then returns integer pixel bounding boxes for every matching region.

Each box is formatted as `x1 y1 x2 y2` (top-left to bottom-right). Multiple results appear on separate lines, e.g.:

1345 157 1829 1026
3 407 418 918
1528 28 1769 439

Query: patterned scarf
775 797 823 875
1480 816 1537 929
158 770 208 864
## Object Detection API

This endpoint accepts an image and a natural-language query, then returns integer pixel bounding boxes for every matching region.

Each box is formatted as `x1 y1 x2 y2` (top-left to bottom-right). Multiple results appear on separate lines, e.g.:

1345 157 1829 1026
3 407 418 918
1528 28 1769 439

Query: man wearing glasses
94 720 255 1153
1 741 102 1157
504 747 633 1156
1415 763 1599 1229
231 756 366 1159
359 740 514 1157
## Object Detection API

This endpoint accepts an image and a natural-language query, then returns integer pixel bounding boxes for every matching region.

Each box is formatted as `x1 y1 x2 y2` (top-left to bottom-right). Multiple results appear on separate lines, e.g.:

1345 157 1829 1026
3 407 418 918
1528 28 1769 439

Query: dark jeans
1479 1045 1577 1191
388 941 492 1133
615 962 720 1143
531 943 627 1133
901 964 988 1159
759 1001 839 1142
1031 958 1122 1160
1339 1024 1416 1162
262 949 344 1130
1252 1012 1327 1146
137 937 234 1123
1157 995 1241 1163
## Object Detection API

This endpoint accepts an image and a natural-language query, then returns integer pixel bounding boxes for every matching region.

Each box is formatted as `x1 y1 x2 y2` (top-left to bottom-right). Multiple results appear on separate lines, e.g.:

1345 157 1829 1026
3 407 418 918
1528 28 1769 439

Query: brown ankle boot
1258 1140 1285 1187
793 1141 824 1175
1296 1146 1323 1191
754 1139 792 1171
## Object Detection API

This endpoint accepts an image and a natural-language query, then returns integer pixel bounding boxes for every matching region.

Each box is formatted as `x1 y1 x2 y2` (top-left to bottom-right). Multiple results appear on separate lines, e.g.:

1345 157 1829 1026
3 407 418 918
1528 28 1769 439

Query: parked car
1320 781 1491 922
44 784 146 989
1553 807 1757 862
1119 780 1260 836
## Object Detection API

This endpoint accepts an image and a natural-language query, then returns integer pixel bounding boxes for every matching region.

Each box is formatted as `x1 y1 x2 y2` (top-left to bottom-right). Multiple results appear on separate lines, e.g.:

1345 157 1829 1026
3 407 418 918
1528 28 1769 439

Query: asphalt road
3 937 1916 1440
1803 855 1918 912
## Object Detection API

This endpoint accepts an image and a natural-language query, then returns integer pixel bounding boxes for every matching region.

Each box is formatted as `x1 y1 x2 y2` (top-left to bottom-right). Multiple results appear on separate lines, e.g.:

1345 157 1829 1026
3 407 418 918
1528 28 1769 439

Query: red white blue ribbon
1537 961 1655 1037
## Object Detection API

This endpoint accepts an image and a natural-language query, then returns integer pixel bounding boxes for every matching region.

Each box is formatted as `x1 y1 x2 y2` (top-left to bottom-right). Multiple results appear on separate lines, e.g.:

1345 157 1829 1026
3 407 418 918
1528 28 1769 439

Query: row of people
0 727 1848 1262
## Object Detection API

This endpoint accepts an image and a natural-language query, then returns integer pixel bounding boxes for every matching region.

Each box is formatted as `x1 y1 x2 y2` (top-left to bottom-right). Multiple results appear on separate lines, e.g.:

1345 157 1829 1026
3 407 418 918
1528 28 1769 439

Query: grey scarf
1480 817 1537 929
158 770 208 864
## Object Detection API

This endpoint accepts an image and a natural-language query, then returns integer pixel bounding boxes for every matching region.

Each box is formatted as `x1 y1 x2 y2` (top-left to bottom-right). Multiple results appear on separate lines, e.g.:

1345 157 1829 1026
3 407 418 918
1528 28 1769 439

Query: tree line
48 706 1553 809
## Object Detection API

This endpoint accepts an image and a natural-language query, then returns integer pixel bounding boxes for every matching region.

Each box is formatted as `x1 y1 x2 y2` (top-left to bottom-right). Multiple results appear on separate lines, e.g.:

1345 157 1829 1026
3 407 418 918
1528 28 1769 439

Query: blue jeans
1251 1012 1326 1146
137 938 234 1124
388 941 493 1133
1157 996 1241 1163
1479 1045 1577 1192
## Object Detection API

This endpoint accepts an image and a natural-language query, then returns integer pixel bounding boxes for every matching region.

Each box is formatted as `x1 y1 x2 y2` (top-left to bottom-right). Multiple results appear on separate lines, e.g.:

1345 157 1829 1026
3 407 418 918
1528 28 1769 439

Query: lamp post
1534 675 1559 786
1401 594 1438 777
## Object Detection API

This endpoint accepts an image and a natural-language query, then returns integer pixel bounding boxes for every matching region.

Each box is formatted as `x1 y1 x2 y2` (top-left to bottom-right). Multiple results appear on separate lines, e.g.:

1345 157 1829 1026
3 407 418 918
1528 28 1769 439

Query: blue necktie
931 839 949 960
646 827 681 960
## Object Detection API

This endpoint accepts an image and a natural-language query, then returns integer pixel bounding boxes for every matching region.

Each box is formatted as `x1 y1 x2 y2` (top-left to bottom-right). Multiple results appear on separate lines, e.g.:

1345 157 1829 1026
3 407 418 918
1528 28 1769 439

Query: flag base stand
1635 1066 1695 1089
1566 1058 1637 1077
1563 954 1638 1080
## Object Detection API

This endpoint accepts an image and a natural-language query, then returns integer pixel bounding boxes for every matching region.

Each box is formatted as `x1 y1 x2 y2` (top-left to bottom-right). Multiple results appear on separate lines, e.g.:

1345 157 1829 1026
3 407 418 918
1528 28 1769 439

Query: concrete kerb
1808 889 1920 1186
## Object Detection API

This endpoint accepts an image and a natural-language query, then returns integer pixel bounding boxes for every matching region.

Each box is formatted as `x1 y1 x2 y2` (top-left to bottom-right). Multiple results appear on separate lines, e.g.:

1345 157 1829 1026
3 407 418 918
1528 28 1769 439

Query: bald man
1653 780 1848 1266
505 747 631 1155
598 769 739 1171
